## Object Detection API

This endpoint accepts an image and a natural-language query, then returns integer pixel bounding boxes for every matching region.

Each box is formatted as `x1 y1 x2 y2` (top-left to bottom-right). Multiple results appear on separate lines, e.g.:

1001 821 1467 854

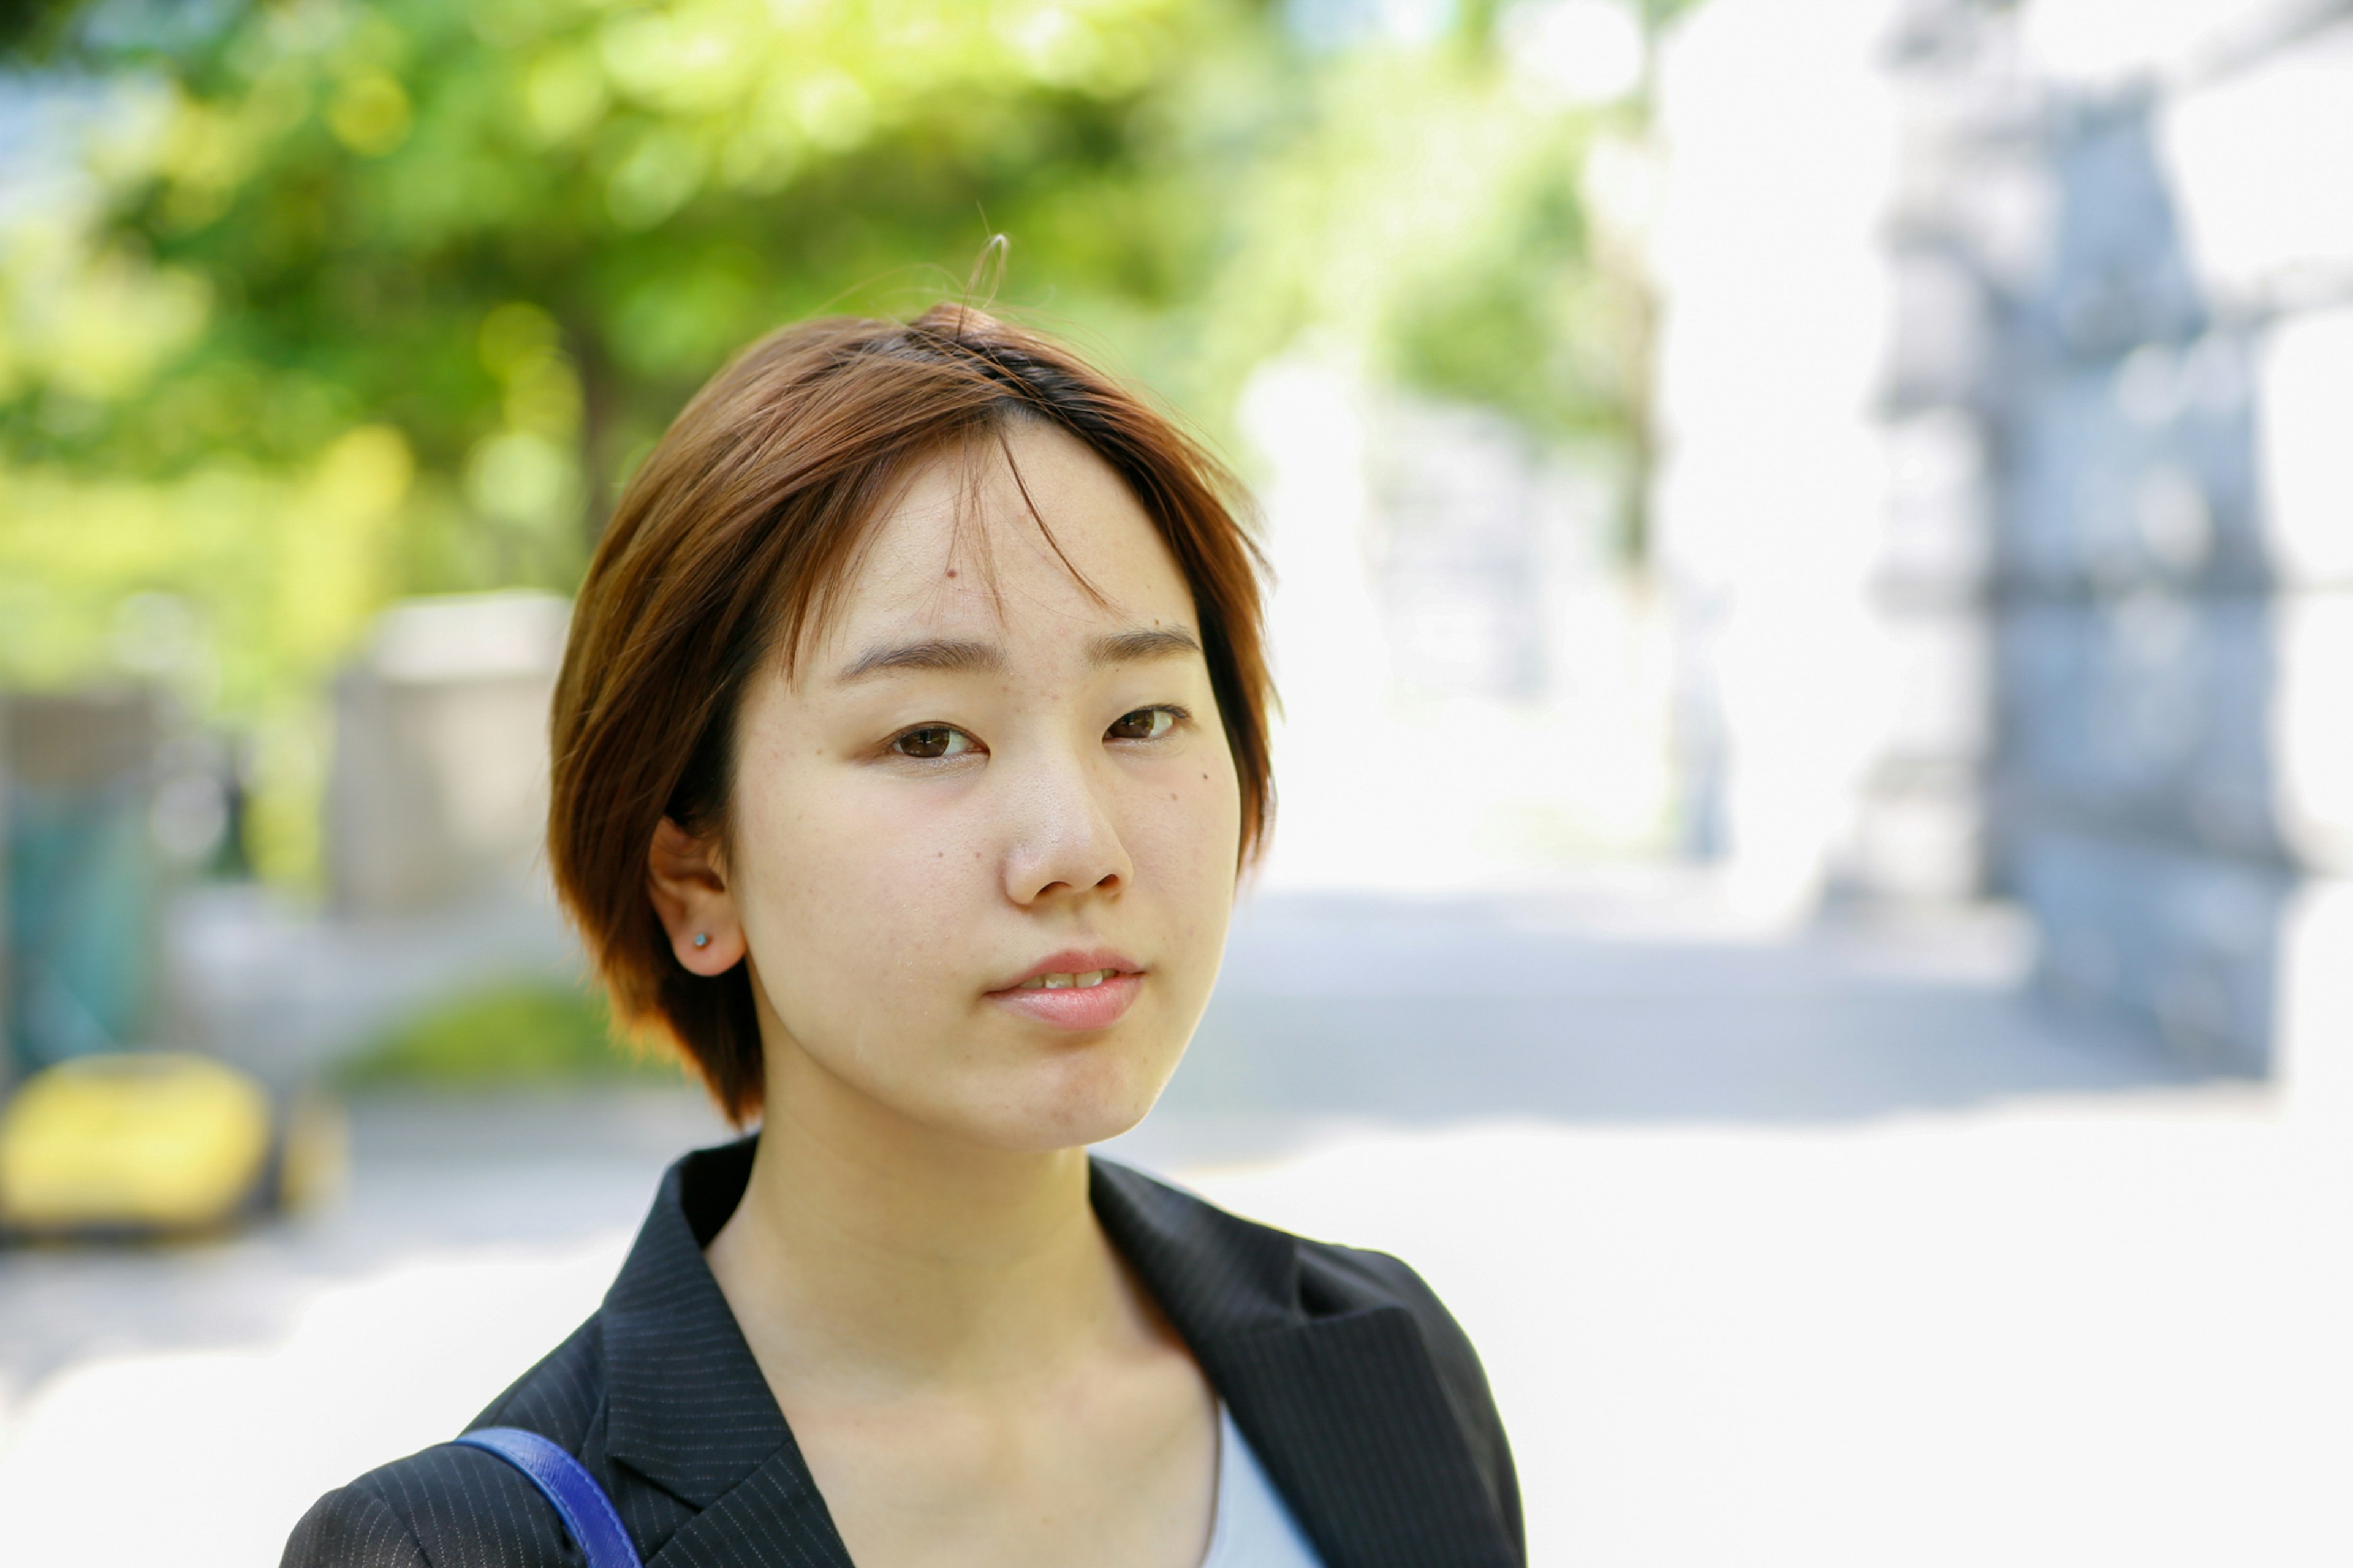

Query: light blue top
1199 1403 1326 1567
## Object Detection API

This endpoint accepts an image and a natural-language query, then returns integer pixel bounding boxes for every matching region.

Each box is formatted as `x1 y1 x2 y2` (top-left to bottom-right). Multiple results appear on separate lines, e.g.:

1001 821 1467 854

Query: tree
4 0 1289 875
1 0 1659 881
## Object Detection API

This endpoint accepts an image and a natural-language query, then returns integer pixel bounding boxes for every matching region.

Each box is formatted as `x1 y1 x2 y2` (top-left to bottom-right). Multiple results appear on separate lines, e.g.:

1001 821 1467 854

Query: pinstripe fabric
282 1140 1524 1567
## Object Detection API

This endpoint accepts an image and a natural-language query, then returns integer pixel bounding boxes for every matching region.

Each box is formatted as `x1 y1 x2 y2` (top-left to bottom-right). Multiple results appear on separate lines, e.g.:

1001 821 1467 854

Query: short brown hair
547 305 1273 1124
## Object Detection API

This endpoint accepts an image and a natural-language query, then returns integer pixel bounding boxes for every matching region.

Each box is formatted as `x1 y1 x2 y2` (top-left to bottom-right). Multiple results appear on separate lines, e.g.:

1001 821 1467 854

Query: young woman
284 306 1522 1567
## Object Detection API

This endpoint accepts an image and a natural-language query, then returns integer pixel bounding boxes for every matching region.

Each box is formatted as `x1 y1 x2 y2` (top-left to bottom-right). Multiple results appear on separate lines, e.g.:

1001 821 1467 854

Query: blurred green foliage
2 0 1663 881
339 979 681 1084
0 0 82 55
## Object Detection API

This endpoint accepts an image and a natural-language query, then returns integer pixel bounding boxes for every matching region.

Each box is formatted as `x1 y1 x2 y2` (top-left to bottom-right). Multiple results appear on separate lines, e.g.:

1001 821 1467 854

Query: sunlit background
3 0 2351 1562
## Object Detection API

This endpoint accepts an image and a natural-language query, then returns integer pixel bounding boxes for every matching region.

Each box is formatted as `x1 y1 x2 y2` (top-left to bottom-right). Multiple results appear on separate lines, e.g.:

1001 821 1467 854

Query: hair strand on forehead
988 417 1110 612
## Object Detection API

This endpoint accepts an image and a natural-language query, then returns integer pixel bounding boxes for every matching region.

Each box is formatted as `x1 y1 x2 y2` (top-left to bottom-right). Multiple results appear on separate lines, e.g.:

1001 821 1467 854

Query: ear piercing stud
692 932 710 949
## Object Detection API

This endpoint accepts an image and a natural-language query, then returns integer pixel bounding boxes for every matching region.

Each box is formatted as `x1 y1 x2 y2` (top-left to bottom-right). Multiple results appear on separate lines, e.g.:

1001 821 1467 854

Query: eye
892 724 977 759
1107 706 1180 742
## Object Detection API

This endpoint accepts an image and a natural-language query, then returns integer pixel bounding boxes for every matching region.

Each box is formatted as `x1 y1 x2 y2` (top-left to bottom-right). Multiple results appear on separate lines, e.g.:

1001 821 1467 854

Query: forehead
813 419 1197 659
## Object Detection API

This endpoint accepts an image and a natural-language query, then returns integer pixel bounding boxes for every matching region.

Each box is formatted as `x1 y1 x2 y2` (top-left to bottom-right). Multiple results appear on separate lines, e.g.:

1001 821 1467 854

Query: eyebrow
836 638 1004 682
1089 626 1202 665
835 625 1202 683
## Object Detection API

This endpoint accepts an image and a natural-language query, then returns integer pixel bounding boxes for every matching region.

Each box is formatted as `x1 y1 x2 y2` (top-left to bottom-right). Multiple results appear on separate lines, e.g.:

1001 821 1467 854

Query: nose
999 751 1134 908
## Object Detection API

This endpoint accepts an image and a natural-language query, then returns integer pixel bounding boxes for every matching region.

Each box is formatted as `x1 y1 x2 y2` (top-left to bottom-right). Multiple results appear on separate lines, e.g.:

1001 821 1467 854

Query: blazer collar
595 1141 1517 1567
1091 1161 1521 1568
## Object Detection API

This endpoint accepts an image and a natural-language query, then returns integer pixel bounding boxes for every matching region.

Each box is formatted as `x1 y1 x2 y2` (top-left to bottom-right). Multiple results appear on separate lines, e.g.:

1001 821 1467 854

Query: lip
996 948 1140 991
987 947 1144 1032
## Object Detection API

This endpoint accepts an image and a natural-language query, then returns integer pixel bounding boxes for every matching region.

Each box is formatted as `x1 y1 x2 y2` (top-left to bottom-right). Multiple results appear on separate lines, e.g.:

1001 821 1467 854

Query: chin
955 1048 1175 1154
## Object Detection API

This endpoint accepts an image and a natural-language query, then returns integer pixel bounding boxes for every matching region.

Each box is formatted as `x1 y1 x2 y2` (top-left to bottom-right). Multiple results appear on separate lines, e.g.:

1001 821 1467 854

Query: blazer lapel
644 1445 857 1568
1091 1161 1520 1568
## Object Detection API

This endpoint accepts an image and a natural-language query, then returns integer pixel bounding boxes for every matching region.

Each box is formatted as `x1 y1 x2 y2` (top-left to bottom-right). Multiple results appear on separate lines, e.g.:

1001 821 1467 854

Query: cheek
731 752 984 993
1129 750 1244 921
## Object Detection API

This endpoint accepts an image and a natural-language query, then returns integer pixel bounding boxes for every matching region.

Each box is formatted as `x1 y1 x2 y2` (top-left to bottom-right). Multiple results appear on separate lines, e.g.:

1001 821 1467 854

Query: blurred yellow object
0 1052 273 1233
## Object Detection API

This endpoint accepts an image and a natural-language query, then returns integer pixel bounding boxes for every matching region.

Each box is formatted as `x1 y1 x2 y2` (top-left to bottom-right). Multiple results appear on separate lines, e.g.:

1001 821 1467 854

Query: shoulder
281 1443 571 1568
280 1317 608 1568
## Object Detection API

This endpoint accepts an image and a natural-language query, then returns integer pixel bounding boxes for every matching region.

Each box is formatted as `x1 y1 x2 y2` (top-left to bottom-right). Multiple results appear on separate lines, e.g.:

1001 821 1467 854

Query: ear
647 817 746 976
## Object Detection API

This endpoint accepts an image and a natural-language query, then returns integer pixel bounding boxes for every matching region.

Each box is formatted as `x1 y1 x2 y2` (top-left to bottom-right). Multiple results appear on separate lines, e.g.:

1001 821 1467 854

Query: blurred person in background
281 306 1524 1567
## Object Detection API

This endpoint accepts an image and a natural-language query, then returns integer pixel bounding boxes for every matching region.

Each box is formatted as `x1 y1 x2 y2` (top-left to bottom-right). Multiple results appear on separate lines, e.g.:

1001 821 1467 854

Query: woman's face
667 419 1243 1153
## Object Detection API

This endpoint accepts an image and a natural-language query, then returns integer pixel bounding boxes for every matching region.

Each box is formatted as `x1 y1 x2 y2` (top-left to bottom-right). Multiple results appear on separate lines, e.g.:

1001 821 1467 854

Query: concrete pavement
3 887 2327 1566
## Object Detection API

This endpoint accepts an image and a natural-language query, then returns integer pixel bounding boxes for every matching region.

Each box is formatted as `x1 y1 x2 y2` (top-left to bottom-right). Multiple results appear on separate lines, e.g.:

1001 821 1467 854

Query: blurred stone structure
328 591 571 914
1888 0 2353 1072
156 591 582 1085
1654 0 2353 1073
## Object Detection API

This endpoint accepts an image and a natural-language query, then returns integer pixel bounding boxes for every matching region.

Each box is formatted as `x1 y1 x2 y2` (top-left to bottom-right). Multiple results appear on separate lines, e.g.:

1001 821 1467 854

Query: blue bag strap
451 1426 644 1568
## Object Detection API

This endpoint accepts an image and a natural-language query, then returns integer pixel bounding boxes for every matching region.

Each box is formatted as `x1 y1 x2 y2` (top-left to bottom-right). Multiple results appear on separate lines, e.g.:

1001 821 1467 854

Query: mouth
988 950 1144 1031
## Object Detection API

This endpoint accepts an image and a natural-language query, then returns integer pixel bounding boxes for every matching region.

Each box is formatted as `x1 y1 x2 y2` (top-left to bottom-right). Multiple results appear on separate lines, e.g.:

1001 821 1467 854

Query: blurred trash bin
2 687 163 1083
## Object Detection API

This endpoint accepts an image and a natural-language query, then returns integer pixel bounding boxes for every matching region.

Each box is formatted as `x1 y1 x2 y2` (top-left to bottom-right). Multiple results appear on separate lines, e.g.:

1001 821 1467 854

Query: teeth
1020 969 1115 991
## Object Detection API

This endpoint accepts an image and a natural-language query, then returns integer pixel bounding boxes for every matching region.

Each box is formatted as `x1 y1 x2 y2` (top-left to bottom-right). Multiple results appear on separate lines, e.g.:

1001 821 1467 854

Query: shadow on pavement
1114 892 2222 1166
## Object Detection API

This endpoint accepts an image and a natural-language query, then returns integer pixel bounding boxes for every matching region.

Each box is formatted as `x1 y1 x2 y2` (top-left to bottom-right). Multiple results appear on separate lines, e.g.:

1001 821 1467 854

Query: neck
705 1028 1129 1396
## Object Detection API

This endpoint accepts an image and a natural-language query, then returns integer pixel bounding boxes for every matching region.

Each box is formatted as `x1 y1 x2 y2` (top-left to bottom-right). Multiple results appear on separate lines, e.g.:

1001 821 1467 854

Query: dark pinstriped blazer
282 1138 1525 1566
